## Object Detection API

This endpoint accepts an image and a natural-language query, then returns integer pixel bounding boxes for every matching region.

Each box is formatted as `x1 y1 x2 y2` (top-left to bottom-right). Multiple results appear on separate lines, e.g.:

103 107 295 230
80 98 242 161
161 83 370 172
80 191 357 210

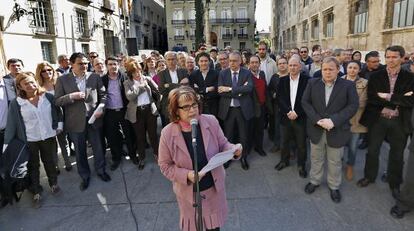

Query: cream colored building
165 0 256 52
272 0 414 53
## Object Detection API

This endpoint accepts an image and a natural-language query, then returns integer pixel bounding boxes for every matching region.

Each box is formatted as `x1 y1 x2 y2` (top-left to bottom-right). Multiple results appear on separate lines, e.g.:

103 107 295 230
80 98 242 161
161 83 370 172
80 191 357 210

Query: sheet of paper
88 103 105 124
199 147 236 175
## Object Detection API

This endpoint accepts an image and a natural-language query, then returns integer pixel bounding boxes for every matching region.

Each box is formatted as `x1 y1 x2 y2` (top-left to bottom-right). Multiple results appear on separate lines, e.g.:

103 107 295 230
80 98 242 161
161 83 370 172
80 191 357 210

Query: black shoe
304 183 319 194
241 157 249 170
270 145 280 153
110 161 121 171
391 187 401 199
56 167 60 175
358 141 368 149
98 172 111 182
381 171 388 183
0 197 13 208
79 178 90 191
357 178 373 187
138 159 145 170
254 148 267 156
390 205 410 219
223 161 231 169
329 189 341 203
131 157 139 165
298 167 307 178
65 165 72 172
274 161 289 171
70 149 76 156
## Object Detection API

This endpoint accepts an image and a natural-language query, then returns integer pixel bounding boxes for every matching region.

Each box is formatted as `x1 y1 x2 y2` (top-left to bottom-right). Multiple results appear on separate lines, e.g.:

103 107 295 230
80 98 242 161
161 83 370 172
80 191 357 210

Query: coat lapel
326 79 341 109
316 79 326 108
68 73 81 92
199 118 211 160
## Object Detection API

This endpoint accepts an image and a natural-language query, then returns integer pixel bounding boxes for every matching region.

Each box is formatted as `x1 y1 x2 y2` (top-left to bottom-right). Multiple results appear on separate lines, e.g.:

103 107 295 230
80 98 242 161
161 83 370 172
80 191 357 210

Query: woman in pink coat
158 86 242 231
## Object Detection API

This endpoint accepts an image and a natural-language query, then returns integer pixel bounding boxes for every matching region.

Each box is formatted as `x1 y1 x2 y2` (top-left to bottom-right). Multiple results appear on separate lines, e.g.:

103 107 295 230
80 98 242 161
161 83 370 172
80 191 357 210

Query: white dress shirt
0 79 8 130
169 69 178 84
289 75 300 111
17 94 60 142
134 79 151 106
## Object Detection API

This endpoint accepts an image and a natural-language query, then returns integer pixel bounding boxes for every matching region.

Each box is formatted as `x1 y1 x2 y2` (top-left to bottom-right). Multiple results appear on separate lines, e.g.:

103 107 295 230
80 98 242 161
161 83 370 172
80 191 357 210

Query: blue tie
232 72 240 107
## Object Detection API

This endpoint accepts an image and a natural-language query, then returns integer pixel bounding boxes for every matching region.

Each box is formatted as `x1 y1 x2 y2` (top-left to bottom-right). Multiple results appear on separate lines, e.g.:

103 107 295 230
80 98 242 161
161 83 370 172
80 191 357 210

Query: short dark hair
300 46 309 51
69 52 87 64
312 44 321 52
365 51 380 61
291 47 300 53
347 60 362 70
385 45 405 58
7 58 24 68
249 54 260 63
105 56 119 65
195 52 210 63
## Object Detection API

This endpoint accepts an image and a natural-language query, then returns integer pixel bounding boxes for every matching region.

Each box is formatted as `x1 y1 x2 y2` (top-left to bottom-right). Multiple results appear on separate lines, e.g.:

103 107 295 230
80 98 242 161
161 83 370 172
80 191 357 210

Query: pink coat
158 114 235 203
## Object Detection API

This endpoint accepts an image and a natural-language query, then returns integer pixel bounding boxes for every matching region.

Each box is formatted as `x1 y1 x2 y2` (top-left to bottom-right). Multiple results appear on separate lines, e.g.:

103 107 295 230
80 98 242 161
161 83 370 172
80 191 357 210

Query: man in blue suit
218 51 254 170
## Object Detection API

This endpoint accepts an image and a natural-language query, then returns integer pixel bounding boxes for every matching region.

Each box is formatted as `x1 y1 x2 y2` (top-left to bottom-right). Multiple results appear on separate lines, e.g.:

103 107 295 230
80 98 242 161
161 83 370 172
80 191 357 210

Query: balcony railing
100 0 115 13
209 18 234 24
189 35 195 40
235 18 250 23
238 34 248 39
222 34 232 39
33 26 55 36
174 35 185 40
187 19 196 24
172 19 186 25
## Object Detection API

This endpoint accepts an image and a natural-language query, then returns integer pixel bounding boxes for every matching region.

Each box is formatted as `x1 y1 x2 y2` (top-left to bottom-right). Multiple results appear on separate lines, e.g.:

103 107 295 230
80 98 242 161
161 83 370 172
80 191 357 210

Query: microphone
190 119 198 143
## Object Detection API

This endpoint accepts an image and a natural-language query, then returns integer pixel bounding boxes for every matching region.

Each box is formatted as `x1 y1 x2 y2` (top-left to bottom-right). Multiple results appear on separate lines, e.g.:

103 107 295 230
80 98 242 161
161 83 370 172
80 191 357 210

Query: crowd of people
0 41 414 230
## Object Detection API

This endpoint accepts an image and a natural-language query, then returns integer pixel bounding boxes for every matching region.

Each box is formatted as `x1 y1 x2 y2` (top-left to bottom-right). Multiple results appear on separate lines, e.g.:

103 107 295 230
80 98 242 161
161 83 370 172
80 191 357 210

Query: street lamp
3 1 31 32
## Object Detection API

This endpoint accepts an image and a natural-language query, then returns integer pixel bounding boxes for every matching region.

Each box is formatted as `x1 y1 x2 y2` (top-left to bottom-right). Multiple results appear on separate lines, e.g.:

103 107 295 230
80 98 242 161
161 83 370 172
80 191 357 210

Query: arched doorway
210 32 218 46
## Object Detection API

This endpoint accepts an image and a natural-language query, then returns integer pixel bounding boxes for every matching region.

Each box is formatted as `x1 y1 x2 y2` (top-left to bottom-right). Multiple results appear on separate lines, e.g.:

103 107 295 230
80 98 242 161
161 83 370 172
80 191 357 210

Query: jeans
345 133 360 166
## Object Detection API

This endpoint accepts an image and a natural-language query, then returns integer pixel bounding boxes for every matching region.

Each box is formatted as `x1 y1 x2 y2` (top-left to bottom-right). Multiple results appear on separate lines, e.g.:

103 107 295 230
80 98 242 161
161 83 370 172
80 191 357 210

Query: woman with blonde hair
35 62 72 172
4 72 63 208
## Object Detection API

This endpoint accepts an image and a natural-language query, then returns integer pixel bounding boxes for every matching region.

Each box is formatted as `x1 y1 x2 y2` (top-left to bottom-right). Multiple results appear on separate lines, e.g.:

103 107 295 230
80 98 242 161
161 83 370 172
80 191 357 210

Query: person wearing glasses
158 86 242 231
87 52 99 72
55 52 110 191
35 62 72 172
300 46 313 66
124 62 159 170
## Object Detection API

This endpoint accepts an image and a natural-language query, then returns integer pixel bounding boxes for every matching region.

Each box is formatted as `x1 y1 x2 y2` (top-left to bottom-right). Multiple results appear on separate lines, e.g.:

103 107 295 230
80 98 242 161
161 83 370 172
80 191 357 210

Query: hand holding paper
88 103 105 124
199 147 239 175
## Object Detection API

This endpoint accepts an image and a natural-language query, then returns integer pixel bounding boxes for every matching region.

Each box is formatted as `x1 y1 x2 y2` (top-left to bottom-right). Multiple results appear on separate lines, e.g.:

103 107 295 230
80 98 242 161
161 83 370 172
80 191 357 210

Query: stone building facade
271 0 414 53
165 0 256 52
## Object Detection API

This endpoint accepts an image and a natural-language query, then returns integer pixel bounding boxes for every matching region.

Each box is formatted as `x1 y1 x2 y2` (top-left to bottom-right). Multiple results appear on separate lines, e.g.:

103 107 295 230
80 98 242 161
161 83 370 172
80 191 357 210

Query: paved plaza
1 135 414 231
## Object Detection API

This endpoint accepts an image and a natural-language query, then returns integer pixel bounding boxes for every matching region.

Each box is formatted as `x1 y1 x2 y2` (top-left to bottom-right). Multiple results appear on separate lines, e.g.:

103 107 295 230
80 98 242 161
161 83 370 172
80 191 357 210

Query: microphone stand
191 122 203 231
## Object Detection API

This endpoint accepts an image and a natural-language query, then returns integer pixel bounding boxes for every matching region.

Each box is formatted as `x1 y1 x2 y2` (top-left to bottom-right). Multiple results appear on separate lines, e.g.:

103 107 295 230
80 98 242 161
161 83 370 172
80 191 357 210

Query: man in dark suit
218 51 254 170
302 57 359 203
275 56 309 178
189 52 219 117
101 56 136 170
248 55 268 157
158 51 189 127
55 52 110 191
357 46 414 199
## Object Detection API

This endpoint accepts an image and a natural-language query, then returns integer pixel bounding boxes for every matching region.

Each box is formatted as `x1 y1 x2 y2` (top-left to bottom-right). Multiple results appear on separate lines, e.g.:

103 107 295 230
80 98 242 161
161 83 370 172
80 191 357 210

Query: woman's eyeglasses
41 69 53 73
178 102 198 111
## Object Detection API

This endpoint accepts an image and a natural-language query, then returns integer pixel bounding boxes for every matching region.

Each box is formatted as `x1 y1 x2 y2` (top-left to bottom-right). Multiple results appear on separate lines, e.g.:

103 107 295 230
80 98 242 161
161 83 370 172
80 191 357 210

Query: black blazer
217 68 254 121
158 68 188 115
189 69 219 100
301 77 359 148
359 68 414 133
101 71 128 108
267 73 283 115
277 73 309 124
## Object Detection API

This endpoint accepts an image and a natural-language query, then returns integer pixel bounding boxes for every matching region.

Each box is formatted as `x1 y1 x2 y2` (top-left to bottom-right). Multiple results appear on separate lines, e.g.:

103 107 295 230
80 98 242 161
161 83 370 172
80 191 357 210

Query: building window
189 9 196 20
41 41 54 63
209 9 216 19
222 26 231 36
173 9 184 20
135 26 141 45
237 7 247 18
32 0 52 34
224 42 231 48
81 44 89 55
393 0 414 28
303 0 310 7
302 20 308 41
222 8 232 19
175 28 184 36
311 17 319 39
351 0 368 34
76 9 88 37
239 42 246 51
324 10 334 38
239 27 246 34
292 26 297 42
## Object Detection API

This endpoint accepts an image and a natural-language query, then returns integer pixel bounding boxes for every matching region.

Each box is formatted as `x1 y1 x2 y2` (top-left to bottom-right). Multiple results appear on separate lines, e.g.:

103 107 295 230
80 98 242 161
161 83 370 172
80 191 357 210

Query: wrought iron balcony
187 19 196 24
238 34 248 39
172 20 186 25
235 18 250 23
222 34 232 39
174 35 185 40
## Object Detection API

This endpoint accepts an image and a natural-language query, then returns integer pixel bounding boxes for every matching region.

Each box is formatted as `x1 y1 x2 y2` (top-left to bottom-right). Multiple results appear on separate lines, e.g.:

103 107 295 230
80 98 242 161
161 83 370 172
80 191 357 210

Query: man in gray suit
301 57 359 203
218 51 254 170
158 51 189 126
55 52 110 191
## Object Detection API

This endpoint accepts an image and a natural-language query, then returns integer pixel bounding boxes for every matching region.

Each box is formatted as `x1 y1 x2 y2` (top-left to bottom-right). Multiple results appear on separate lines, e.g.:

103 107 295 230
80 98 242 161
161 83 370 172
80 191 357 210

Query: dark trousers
280 119 307 167
396 147 414 210
69 122 106 180
0 130 4 156
202 98 219 117
27 137 58 194
224 107 248 157
250 105 265 151
365 117 408 189
54 132 71 168
104 109 136 163
132 105 159 160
